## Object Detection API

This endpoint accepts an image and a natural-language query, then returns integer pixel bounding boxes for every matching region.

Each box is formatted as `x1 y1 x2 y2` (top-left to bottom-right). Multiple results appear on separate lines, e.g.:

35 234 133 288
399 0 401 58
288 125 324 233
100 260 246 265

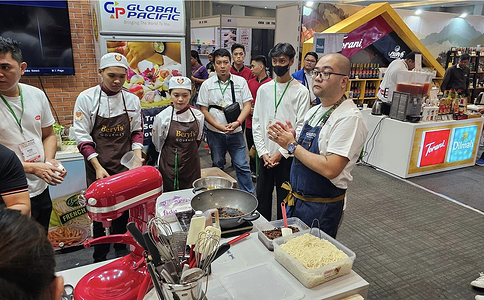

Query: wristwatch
287 142 298 155
153 42 165 54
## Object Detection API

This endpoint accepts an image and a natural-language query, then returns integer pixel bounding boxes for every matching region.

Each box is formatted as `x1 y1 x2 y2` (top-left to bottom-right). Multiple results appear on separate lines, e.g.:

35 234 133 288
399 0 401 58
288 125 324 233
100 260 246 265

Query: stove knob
88 198 97 206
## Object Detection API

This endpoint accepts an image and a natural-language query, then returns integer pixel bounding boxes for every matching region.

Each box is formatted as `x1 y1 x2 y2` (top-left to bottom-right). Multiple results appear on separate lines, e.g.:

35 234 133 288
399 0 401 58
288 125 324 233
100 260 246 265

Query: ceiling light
460 12 468 18
306 1 314 7
415 9 423 15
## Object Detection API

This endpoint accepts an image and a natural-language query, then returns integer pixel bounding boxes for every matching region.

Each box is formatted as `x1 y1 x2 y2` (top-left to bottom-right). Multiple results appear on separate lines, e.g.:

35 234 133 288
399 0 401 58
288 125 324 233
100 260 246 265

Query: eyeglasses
310 70 348 80
304 59 317 63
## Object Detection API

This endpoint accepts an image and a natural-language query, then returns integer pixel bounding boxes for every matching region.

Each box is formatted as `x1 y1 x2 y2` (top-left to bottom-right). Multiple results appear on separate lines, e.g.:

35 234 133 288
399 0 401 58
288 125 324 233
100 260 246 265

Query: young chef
152 76 204 191
73 52 143 262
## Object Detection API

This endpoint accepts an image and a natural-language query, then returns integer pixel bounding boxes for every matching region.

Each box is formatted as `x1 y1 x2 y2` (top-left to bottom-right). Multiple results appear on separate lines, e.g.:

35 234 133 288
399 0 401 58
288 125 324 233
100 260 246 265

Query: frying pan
191 188 260 229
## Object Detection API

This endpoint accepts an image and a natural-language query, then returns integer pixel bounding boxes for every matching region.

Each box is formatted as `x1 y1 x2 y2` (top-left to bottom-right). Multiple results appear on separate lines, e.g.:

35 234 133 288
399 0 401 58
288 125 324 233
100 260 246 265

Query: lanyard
309 97 345 127
0 86 24 134
274 78 292 115
218 79 230 97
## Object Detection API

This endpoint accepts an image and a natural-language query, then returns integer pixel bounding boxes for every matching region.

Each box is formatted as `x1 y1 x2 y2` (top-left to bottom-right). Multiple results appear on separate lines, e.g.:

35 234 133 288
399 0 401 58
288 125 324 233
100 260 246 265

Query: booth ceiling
212 0 477 10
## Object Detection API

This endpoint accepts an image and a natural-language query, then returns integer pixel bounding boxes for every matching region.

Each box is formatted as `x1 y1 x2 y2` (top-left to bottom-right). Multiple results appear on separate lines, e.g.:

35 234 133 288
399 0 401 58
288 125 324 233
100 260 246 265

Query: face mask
273 64 289 77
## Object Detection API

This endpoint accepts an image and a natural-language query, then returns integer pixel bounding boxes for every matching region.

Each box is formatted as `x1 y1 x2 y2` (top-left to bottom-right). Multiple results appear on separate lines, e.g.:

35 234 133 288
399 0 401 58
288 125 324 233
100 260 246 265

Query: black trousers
245 128 256 173
30 188 52 232
256 156 293 221
92 210 129 262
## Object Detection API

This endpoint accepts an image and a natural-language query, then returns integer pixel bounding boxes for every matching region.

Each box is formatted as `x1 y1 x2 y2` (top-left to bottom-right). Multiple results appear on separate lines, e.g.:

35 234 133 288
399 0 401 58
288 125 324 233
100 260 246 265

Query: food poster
48 191 91 250
238 28 251 66
103 39 184 144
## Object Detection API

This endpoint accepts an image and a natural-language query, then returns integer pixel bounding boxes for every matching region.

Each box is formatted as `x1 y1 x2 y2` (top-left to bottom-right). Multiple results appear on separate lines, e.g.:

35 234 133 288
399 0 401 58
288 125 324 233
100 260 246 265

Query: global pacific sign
103 1 181 20
98 0 184 35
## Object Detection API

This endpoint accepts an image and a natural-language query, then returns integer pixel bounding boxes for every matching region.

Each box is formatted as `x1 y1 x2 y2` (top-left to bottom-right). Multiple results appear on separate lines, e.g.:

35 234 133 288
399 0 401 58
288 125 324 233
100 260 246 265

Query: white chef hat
99 53 129 70
169 76 192 91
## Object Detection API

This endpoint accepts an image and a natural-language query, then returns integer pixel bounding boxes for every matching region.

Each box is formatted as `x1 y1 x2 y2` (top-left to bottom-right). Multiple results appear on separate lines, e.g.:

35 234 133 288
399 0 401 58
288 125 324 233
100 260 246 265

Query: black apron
159 107 201 192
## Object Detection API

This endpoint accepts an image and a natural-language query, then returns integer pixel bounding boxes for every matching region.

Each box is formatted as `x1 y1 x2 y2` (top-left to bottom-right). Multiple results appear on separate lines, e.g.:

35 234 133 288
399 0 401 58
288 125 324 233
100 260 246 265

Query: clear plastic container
273 228 356 288
256 217 309 251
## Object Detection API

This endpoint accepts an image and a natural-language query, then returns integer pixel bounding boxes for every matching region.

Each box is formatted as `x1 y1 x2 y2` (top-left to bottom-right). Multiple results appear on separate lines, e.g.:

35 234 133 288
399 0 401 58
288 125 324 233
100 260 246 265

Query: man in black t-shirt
0 143 30 215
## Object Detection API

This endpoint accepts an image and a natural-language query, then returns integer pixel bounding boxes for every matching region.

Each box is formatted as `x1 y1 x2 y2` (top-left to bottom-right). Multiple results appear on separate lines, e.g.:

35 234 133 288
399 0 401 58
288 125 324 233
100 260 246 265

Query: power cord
358 115 387 167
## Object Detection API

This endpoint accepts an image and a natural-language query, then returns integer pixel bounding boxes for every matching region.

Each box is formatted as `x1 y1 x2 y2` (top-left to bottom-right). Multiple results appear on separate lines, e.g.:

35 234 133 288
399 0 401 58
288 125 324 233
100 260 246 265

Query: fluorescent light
415 9 423 15
306 1 314 7
460 12 468 18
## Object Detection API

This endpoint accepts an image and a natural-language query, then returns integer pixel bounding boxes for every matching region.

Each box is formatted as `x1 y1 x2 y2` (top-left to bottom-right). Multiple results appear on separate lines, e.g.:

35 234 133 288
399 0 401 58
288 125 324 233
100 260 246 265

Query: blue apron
286 108 346 238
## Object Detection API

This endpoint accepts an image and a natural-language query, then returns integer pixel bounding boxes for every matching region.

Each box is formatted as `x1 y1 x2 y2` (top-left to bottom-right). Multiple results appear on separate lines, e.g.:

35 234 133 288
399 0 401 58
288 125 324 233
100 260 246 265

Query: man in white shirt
268 53 368 238
197 48 254 193
0 37 66 230
253 43 310 220
377 51 419 114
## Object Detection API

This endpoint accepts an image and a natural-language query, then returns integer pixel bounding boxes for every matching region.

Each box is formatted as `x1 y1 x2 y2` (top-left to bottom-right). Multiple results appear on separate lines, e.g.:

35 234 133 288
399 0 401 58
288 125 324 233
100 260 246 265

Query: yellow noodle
281 233 348 269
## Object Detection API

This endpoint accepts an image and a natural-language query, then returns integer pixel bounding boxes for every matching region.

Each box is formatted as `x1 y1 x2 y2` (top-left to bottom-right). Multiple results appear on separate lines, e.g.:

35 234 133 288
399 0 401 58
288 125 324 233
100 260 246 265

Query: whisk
147 217 180 268
194 230 220 272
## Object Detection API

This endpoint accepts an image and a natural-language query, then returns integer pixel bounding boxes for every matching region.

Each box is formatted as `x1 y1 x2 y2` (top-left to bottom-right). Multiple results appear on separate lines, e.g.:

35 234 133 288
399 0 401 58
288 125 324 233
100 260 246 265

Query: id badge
19 139 41 163
266 116 282 130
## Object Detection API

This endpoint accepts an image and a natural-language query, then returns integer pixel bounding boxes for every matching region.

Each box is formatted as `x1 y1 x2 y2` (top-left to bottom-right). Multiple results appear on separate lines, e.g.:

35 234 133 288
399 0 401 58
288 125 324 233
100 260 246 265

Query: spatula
281 202 292 236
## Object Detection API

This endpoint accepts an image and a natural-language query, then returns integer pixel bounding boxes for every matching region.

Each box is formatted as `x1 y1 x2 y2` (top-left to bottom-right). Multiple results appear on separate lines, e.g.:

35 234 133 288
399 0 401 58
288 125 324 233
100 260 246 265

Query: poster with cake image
105 40 184 108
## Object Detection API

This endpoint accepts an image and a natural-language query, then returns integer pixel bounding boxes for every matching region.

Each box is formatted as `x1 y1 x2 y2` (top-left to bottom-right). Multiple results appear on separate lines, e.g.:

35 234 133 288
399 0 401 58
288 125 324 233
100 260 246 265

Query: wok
191 188 260 229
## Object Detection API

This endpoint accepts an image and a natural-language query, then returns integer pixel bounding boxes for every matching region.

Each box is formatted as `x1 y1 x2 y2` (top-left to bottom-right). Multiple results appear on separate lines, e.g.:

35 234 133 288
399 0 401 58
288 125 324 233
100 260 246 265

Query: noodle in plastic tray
274 229 355 288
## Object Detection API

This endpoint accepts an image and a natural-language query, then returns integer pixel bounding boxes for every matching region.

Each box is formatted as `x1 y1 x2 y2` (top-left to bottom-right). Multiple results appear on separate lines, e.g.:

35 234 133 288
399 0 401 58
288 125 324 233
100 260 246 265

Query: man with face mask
73 53 143 262
252 43 310 221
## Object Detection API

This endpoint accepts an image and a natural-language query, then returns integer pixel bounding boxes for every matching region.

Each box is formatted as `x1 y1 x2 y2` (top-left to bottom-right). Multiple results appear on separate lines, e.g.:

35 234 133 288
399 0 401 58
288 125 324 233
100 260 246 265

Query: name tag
19 139 41 163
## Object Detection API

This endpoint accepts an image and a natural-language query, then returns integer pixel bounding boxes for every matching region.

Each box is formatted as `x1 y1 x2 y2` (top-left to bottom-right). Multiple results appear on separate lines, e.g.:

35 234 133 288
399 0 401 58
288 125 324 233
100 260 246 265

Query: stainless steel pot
192 176 233 193
191 188 260 229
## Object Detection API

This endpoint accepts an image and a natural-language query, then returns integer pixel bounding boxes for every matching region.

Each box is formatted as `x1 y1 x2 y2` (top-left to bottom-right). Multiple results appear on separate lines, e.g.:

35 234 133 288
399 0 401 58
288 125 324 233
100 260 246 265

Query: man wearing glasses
197 48 254 193
292 52 319 106
268 53 368 238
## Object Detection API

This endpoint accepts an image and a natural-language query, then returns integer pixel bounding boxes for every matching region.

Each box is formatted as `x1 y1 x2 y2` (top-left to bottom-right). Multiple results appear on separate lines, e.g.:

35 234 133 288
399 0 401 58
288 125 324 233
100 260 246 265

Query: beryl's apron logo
388 45 405 59
103 1 181 20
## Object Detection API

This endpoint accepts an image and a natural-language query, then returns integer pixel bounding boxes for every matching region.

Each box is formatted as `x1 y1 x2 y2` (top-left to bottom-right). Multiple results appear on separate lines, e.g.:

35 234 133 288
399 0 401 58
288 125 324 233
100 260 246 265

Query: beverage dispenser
389 70 433 122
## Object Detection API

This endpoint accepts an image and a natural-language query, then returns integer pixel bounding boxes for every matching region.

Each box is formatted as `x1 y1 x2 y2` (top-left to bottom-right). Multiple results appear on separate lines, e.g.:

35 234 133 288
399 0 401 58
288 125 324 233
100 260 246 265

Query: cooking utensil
61 284 74 300
191 189 260 229
143 232 163 266
192 176 233 193
180 267 204 284
281 202 292 237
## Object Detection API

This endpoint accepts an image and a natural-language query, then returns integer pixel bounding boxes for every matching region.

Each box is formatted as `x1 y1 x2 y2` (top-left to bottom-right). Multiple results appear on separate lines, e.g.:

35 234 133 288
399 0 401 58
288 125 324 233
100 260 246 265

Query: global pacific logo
103 1 181 20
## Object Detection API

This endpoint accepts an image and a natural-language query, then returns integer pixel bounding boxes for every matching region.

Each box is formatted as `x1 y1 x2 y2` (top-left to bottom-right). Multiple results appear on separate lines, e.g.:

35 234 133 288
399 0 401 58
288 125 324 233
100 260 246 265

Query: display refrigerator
93 0 188 147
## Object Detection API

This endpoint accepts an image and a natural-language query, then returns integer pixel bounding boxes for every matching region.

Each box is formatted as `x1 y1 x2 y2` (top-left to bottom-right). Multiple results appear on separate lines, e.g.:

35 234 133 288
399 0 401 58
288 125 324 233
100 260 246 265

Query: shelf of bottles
348 63 381 104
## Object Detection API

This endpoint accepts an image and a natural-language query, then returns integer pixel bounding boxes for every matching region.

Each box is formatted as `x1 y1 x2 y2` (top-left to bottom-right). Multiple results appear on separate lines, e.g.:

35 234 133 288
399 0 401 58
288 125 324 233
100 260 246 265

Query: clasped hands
268 120 296 149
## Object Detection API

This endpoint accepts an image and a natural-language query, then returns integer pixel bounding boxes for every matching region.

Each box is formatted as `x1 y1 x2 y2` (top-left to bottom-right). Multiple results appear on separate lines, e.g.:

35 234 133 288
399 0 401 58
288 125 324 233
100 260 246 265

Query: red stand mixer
74 166 163 300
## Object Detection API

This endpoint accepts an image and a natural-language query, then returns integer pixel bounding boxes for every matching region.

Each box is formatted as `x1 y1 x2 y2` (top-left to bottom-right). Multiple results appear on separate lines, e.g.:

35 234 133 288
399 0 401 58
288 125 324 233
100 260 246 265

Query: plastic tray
256 217 309 251
273 228 356 288
219 262 304 300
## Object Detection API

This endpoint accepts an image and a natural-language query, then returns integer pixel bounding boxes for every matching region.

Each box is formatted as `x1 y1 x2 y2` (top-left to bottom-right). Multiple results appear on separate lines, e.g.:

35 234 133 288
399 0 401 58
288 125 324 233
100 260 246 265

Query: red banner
417 129 451 167
341 15 393 58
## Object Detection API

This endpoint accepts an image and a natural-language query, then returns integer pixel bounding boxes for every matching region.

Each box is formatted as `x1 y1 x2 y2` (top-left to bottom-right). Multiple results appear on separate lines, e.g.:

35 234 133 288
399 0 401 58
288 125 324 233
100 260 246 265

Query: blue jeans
205 129 254 193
